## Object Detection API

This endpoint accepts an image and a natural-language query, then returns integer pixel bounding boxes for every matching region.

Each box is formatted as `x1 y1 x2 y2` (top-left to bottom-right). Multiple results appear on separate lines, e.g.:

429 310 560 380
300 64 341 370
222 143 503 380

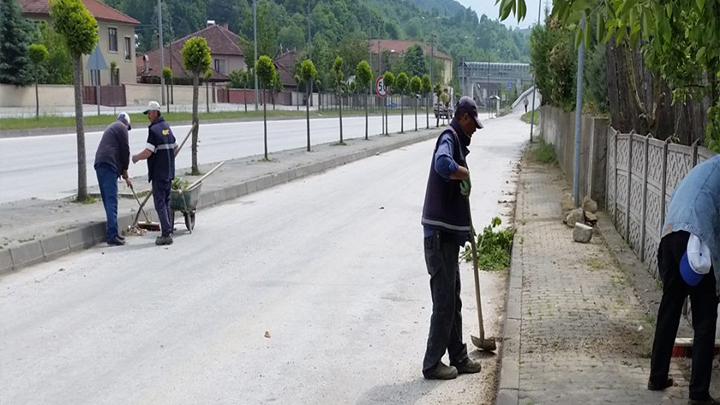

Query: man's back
94 121 130 174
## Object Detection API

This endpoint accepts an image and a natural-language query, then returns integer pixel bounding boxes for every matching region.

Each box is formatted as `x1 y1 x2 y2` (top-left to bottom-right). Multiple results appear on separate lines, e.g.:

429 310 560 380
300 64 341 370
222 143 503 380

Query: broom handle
133 191 153 226
467 196 486 341
175 123 195 157
188 161 225 190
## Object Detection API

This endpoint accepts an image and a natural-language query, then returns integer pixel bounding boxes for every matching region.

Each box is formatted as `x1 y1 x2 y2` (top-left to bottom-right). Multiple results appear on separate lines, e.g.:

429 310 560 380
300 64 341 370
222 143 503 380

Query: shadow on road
355 379 441 405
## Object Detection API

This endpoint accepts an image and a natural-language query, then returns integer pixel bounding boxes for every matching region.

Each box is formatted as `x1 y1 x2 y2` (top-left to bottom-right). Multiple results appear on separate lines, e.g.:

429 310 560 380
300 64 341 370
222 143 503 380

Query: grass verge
0 108 409 131
521 109 540 125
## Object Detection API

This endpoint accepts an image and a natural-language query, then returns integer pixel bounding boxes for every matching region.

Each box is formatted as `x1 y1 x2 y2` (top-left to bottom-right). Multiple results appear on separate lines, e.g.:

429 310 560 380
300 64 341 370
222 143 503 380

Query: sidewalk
497 146 720 405
0 129 437 274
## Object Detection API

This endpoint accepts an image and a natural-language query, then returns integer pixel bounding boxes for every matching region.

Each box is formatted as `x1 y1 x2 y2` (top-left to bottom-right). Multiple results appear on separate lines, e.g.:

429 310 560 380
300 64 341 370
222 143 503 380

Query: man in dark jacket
132 101 177 246
94 113 132 246
420 96 484 380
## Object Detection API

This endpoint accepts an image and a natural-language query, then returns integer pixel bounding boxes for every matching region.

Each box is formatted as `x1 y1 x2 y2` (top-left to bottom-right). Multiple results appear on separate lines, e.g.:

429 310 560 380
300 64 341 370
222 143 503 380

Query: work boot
155 235 173 246
689 397 720 405
647 377 674 391
454 358 482 375
424 362 458 380
107 238 125 246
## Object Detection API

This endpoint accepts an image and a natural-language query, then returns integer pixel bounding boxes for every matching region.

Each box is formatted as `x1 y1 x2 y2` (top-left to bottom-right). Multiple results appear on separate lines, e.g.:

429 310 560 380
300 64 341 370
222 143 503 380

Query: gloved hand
460 175 472 197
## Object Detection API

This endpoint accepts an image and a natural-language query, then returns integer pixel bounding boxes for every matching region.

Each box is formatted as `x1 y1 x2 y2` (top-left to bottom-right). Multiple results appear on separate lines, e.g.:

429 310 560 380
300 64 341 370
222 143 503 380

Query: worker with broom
649 154 720 405
132 101 177 246
94 112 133 246
420 96 484 380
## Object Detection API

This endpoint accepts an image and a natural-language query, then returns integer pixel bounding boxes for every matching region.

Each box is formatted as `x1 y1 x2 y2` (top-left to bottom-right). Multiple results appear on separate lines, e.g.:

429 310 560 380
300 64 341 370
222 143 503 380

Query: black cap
455 96 484 129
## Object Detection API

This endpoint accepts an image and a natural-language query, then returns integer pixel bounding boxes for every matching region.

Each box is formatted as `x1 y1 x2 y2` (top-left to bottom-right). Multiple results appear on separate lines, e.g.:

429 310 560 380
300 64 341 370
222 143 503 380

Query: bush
532 139 557 164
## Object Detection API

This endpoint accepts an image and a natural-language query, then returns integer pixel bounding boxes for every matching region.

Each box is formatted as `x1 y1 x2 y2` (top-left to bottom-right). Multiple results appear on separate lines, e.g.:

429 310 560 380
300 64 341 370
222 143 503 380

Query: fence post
626 132 634 241
640 135 649 262
614 129 619 227
660 138 670 228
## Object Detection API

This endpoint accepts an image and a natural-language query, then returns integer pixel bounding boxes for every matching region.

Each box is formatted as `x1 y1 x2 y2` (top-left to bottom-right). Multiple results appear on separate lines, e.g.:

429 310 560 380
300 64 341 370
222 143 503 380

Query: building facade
19 0 139 86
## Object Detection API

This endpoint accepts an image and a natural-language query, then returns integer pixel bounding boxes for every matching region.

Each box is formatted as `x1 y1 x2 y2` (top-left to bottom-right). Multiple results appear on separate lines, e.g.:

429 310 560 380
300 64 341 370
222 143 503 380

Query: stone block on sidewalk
565 208 585 228
573 222 593 243
583 195 598 213
561 192 575 213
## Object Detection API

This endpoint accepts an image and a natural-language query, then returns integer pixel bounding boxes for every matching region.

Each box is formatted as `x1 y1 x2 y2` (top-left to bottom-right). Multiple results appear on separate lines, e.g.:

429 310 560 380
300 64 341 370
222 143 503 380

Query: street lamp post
157 0 165 105
529 0 542 142
253 0 259 111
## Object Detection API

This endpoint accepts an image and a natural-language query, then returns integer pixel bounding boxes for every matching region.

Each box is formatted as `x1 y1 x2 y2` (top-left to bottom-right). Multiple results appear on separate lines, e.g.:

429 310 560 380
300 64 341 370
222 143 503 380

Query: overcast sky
455 0 544 29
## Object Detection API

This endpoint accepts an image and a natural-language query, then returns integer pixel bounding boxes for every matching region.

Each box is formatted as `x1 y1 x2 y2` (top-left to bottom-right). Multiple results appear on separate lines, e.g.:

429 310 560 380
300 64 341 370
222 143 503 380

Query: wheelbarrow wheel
184 212 196 232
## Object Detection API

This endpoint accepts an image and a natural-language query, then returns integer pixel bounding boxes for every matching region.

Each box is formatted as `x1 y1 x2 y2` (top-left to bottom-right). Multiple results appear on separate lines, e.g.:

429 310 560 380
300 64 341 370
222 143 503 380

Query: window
90 70 101 86
124 37 132 61
108 27 118 52
111 68 119 85
214 59 226 74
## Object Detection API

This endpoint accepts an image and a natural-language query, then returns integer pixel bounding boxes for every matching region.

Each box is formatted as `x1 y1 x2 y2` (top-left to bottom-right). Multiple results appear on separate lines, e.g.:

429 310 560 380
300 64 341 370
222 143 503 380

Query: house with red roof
19 0 140 86
370 39 454 85
137 22 247 84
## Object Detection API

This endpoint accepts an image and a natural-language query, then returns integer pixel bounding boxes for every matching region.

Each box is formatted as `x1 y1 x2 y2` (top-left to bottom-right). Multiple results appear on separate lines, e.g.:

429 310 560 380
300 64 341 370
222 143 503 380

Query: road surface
0 114 418 203
0 112 529 405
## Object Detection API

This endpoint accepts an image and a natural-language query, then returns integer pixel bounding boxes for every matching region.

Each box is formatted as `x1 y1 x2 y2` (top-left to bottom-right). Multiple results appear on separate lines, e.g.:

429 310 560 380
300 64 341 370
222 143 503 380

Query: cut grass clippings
0 109 408 131
461 216 515 272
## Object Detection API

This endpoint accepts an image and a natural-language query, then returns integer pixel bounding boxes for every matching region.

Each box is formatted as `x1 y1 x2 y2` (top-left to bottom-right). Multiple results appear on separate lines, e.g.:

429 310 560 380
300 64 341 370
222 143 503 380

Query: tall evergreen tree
0 0 33 85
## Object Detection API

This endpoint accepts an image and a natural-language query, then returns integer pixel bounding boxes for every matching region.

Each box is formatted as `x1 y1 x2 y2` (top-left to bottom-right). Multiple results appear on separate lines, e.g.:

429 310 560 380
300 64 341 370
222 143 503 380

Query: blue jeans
95 163 119 242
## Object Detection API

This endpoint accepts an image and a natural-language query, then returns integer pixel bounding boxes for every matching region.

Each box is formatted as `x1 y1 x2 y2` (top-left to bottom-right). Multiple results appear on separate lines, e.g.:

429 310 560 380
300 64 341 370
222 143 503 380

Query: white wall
125 83 213 106
0 84 75 108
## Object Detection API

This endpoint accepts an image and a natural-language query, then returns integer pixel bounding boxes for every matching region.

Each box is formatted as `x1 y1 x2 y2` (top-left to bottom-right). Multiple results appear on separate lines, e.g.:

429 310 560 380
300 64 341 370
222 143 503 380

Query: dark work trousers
650 231 718 401
152 180 173 237
423 230 469 376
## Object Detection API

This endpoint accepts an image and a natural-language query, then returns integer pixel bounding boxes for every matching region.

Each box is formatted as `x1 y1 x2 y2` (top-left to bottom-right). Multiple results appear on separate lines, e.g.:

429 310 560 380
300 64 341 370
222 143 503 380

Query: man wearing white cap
94 113 133 246
649 155 720 405
132 101 177 246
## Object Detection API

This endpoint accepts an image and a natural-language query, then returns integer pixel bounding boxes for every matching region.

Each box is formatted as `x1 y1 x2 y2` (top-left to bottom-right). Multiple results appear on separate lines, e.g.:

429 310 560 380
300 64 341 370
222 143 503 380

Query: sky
455 0 544 29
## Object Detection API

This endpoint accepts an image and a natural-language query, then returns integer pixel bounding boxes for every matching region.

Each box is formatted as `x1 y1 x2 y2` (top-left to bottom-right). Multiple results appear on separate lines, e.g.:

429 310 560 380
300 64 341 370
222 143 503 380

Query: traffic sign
375 76 387 98
507 82 513 89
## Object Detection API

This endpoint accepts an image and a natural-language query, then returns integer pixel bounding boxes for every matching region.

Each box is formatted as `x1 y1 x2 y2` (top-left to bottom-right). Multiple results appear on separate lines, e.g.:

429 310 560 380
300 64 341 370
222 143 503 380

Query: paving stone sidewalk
497 150 720 405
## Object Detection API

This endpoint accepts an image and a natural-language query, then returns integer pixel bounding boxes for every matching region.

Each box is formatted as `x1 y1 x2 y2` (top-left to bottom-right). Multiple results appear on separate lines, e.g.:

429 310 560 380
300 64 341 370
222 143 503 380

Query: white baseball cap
679 234 712 286
143 101 161 115
117 112 131 130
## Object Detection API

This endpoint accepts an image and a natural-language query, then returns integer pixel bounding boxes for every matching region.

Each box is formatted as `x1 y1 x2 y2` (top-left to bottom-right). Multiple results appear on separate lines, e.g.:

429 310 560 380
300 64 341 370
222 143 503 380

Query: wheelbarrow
169 161 225 234
170 183 202 233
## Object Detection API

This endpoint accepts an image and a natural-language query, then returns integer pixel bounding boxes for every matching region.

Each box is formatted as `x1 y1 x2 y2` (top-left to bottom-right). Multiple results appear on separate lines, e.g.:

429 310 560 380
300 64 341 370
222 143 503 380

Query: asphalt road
0 114 417 203
0 112 529 405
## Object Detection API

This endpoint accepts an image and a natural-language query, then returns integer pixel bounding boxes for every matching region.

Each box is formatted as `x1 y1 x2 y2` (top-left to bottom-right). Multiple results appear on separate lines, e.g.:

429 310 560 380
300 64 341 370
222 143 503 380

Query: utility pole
157 0 165 105
430 34 434 117
529 0 542 142
307 0 313 108
253 0 258 111
572 18 586 206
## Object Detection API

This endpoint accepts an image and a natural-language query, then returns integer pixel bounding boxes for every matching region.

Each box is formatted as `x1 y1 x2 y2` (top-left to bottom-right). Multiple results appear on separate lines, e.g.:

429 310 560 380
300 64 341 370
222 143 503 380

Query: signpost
87 44 108 115
375 75 387 98
507 81 513 89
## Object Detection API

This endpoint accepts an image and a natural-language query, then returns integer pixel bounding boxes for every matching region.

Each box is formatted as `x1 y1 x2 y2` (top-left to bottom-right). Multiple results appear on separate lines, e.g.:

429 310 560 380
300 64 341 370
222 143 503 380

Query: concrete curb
496 152 525 405
0 132 436 276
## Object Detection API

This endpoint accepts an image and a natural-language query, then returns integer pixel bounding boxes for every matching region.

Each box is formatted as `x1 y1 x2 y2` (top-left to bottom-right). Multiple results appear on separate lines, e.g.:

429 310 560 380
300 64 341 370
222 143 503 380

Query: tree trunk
365 91 369 140
306 86 311 152
244 86 248 112
400 95 404 133
426 94 429 129
35 78 39 120
385 99 388 135
415 95 418 131
205 79 210 113
72 56 87 201
263 87 268 160
338 91 343 143
192 72 200 175
166 84 170 114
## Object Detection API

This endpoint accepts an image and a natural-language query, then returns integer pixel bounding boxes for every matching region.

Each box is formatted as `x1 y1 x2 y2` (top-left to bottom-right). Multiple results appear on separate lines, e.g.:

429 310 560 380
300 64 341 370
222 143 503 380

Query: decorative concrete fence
606 129 717 276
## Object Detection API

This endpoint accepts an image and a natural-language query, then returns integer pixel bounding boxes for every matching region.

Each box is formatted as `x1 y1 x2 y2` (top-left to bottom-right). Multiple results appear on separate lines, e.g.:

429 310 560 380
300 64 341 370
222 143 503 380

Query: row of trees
500 0 720 151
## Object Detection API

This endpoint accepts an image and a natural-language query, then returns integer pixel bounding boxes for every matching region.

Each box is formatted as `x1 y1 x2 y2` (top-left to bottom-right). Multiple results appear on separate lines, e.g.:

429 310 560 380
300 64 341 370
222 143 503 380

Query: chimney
207 20 216 27
222 23 229 30
142 54 149 73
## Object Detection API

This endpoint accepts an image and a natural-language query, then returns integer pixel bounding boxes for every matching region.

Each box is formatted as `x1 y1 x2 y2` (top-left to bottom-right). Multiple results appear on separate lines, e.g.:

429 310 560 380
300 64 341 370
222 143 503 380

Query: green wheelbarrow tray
170 183 202 233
